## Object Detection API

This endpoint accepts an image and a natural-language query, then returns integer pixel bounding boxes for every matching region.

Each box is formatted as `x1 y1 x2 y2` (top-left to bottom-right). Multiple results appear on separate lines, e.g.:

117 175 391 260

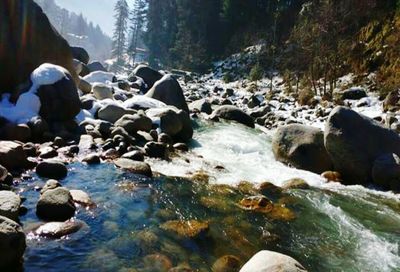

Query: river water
20 121 400 271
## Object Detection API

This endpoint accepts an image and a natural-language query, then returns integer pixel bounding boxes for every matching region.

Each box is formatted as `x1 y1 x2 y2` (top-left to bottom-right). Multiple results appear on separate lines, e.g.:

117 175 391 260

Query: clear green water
19 123 400 272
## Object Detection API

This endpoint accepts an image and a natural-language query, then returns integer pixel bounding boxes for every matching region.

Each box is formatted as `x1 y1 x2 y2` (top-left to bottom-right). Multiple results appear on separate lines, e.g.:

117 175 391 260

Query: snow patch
31 63 68 86
123 96 166 110
83 71 115 84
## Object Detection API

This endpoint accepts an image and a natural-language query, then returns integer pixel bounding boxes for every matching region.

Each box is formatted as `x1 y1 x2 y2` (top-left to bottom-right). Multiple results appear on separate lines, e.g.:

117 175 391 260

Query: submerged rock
212 255 241 272
321 171 342 183
0 216 26 270
272 124 332 174
161 220 209 239
143 254 173 272
114 158 153 177
240 250 307 272
211 105 254 128
34 219 86 239
36 187 76 221
282 178 310 190
325 106 400 184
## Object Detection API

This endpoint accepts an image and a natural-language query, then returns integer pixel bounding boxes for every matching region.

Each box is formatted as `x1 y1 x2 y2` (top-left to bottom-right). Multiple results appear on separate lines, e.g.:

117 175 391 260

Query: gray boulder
146 74 189 112
115 114 153 135
0 141 27 170
71 46 90 65
114 158 153 177
36 160 68 180
340 87 367 100
36 187 76 221
0 216 26 270
189 99 212 114
272 124 333 174
133 65 162 89
240 250 307 272
88 61 107 73
147 107 193 142
97 104 128 123
325 106 400 184
211 105 254 128
372 153 400 191
0 191 21 222
92 83 113 100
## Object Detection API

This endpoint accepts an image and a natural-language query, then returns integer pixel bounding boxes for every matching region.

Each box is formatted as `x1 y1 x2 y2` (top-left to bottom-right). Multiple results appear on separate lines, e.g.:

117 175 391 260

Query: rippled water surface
20 122 400 271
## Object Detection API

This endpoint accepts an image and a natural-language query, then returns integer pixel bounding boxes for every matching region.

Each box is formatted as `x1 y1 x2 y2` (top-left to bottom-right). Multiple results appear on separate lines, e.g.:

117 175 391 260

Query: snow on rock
0 63 70 124
31 63 68 86
83 71 115 84
123 96 167 110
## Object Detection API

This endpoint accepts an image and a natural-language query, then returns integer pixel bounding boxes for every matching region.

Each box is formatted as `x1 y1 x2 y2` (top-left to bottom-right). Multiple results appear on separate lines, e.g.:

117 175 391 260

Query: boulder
114 158 153 177
115 114 153 135
35 64 81 122
340 87 367 100
92 83 113 100
98 104 128 123
36 187 76 221
71 47 90 65
189 99 212 114
133 65 163 89
211 105 254 128
36 160 68 180
372 153 400 191
123 96 167 110
325 107 400 184
70 190 94 207
0 216 26 270
0 141 27 170
40 179 62 194
0 123 31 142
121 150 145 161
272 124 333 174
383 90 399 112
0 165 8 183
146 74 189 112
147 107 193 142
79 78 92 94
0 191 21 221
87 61 107 73
240 250 307 272
144 142 169 160
0 0 77 93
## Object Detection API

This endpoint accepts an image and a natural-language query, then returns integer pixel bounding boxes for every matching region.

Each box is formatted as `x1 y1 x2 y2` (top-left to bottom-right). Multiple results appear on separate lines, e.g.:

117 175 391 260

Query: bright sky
54 0 134 37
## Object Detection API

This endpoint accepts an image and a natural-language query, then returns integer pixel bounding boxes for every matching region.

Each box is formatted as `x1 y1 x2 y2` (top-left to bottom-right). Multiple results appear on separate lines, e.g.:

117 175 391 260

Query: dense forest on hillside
141 0 400 96
34 0 112 61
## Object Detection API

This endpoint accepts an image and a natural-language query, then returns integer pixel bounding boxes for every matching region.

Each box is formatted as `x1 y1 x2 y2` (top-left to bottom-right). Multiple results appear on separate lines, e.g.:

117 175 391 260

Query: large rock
36 187 76 221
146 74 189 112
240 250 307 272
34 219 86 239
0 216 26 270
0 191 21 222
340 87 367 100
0 0 77 93
211 105 254 128
325 106 400 184
371 153 400 191
35 64 81 122
71 46 90 65
114 158 152 177
133 65 163 89
98 104 128 123
272 124 333 174
189 99 212 114
87 61 107 73
115 114 153 135
0 141 27 170
92 83 113 100
36 160 68 180
147 107 193 142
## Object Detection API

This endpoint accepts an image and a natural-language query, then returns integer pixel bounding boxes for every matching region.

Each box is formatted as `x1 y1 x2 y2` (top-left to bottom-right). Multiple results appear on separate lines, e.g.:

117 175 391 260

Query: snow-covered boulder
0 0 77 93
83 71 116 84
240 250 307 272
132 65 162 90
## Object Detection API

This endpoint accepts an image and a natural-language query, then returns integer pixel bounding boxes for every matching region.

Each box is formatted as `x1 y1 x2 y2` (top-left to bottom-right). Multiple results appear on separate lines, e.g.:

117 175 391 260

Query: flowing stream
20 121 400 271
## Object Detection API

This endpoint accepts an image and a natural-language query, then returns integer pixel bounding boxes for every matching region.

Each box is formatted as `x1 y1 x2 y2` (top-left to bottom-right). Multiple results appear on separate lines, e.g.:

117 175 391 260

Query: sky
54 0 133 36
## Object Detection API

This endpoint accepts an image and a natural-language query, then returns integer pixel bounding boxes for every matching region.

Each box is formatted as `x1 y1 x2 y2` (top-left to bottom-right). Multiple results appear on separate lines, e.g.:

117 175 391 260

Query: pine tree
128 0 147 63
112 0 130 64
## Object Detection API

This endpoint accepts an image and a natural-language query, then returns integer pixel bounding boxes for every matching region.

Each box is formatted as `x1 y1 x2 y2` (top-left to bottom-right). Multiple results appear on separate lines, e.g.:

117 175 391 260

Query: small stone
36 160 68 180
82 154 101 164
40 179 62 194
34 219 86 239
114 158 152 177
70 190 94 207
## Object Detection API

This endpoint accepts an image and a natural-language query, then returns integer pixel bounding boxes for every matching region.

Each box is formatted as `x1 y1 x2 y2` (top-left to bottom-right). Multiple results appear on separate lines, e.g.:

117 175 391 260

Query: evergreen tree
112 0 130 64
128 0 147 62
